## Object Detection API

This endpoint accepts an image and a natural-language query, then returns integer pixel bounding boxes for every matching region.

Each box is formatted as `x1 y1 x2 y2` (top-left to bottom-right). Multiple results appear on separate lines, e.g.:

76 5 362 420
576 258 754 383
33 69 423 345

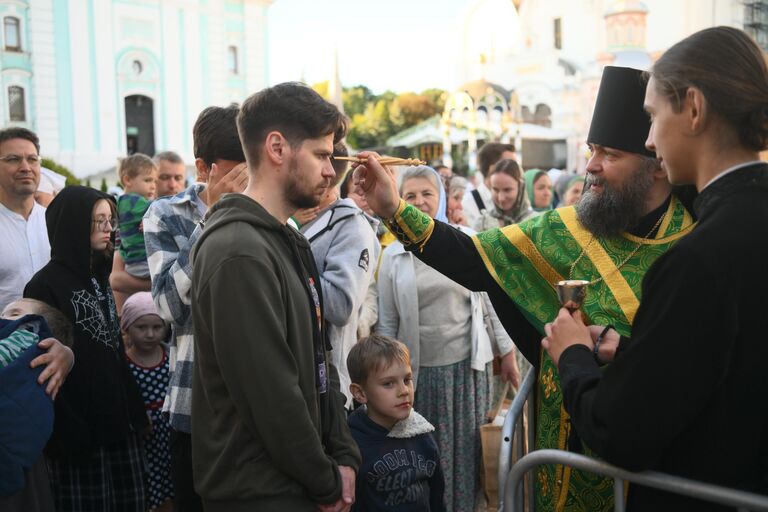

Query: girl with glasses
24 186 148 511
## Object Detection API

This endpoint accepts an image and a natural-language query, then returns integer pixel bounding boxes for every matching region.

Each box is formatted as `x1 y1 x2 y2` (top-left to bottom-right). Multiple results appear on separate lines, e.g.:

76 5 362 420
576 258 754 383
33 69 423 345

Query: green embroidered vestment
386 196 696 511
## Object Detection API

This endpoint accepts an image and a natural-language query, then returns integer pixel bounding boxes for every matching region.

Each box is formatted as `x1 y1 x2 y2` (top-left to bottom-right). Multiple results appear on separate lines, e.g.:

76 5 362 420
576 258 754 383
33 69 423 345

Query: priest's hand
352 151 400 219
542 308 592 367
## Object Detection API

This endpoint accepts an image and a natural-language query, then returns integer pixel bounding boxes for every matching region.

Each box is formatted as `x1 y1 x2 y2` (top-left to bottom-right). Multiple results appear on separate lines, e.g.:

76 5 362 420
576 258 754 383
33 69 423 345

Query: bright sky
267 0 472 94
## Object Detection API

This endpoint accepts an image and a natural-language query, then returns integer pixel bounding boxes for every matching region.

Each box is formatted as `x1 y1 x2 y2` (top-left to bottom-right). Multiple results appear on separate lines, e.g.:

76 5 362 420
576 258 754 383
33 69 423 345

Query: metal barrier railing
503 449 768 512
497 367 536 511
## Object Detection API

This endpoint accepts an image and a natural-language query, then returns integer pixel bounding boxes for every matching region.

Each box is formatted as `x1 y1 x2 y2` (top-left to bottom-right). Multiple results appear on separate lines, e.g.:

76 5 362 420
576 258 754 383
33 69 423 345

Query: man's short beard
576 160 656 238
285 157 323 209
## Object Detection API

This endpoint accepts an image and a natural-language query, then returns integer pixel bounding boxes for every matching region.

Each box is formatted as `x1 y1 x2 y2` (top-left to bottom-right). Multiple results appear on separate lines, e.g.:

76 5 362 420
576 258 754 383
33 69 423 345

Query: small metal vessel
556 280 590 312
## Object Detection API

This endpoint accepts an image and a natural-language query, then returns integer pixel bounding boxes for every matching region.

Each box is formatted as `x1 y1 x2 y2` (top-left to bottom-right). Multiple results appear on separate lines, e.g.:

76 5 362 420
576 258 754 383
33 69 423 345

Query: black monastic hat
587 66 655 158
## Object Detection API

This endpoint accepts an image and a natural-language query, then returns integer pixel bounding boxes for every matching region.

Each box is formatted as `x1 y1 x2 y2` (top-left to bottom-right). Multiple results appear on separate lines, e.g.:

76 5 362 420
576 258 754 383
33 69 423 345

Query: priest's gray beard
576 163 656 238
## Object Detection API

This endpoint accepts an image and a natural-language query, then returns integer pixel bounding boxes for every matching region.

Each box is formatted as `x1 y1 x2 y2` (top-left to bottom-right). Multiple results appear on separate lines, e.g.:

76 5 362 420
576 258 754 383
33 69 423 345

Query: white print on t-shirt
366 449 437 506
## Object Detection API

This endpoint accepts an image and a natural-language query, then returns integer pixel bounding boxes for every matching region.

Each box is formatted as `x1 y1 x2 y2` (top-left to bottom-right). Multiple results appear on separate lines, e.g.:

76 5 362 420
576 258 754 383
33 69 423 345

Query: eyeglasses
0 154 40 166
92 218 118 232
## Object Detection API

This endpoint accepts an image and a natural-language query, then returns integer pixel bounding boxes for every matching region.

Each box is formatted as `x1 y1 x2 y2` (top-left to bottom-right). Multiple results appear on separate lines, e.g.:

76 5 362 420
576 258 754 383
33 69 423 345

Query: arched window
521 105 533 124
227 46 238 74
4 17 20 51
8 86 25 122
533 103 552 128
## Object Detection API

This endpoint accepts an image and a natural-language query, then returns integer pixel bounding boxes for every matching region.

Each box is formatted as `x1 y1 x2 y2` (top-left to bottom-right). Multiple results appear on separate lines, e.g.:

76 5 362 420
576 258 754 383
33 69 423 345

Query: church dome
605 1 649 16
459 79 511 104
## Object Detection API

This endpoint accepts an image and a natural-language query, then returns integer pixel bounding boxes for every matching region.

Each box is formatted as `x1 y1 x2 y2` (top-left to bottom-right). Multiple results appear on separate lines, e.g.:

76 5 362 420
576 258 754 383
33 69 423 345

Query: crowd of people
0 25 766 512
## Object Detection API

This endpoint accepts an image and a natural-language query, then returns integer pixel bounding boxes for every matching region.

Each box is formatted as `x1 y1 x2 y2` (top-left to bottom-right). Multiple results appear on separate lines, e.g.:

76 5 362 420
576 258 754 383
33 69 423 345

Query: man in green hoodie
190 82 361 512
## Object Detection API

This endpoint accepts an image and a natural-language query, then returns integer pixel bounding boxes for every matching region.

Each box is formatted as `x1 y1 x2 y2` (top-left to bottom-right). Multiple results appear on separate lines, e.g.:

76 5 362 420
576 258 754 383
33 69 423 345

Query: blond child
347 335 445 511
117 154 158 279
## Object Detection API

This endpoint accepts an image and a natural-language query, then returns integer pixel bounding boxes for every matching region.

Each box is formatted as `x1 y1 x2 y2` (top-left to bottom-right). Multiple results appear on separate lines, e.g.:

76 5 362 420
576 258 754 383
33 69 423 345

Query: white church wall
244 1 270 94
68 0 96 167
158 4 185 158
93 0 119 159
28 0 59 155
7 0 272 177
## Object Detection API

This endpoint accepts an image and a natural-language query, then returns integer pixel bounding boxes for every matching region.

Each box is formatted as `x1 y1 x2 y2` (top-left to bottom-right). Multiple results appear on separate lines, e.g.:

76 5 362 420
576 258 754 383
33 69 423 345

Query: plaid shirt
143 184 206 433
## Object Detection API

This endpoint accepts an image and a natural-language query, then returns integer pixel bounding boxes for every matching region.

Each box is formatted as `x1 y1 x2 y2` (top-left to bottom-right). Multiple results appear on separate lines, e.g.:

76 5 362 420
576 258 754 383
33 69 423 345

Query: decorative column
440 116 453 169
467 108 478 174
509 91 523 167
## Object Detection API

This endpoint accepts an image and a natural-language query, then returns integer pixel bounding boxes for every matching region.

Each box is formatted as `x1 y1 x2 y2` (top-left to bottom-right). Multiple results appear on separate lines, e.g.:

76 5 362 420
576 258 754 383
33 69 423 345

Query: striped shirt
0 329 39 367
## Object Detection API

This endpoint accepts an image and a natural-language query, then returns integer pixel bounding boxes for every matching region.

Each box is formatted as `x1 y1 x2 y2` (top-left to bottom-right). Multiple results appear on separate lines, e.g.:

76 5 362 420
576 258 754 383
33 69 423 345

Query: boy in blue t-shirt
347 335 445 511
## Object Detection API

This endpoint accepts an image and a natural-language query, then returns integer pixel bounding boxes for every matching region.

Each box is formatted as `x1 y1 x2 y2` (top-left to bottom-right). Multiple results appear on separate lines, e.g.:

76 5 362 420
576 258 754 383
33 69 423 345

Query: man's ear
350 383 367 404
685 87 708 135
265 131 288 167
194 158 209 182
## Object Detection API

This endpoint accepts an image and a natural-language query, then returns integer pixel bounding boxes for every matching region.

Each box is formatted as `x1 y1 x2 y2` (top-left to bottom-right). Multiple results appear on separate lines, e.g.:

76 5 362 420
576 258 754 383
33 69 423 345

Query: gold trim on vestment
559 207 639 324
655 197 676 239
682 207 693 230
387 199 436 251
621 227 694 245
621 197 697 245
472 235 506 291
418 222 435 251
392 200 415 240
499 224 565 287
555 405 572 511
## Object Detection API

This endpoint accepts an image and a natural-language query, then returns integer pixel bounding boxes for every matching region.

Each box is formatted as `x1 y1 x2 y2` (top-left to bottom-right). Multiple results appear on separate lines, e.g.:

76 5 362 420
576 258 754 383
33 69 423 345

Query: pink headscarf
120 292 163 331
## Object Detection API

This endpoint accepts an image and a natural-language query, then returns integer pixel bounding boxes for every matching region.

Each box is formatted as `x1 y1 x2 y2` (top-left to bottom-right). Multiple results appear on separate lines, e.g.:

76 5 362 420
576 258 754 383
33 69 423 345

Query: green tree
305 83 448 149
347 98 396 149
420 88 447 113
85 178 92 188
41 157 80 186
342 85 374 117
390 92 441 132
100 177 108 193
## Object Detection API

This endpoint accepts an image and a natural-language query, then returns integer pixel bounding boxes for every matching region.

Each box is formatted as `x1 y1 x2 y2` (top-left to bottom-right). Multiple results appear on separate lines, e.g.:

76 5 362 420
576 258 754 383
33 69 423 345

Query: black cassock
558 163 768 511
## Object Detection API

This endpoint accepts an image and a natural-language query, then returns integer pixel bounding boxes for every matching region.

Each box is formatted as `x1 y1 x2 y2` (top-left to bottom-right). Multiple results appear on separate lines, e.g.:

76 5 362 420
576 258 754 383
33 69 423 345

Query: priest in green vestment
353 66 697 512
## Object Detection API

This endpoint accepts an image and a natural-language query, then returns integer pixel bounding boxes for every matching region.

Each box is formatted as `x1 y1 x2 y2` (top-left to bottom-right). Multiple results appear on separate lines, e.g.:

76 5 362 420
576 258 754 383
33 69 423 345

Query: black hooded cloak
24 186 146 461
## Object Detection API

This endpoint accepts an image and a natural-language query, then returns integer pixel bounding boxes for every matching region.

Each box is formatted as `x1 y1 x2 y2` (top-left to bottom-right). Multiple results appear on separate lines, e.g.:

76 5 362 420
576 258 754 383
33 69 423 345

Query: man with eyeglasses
0 126 74 512
0 127 49 311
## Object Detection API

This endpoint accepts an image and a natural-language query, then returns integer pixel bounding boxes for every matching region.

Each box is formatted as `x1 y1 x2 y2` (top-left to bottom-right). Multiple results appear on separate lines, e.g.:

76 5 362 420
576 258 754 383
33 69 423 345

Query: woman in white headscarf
377 165 520 511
